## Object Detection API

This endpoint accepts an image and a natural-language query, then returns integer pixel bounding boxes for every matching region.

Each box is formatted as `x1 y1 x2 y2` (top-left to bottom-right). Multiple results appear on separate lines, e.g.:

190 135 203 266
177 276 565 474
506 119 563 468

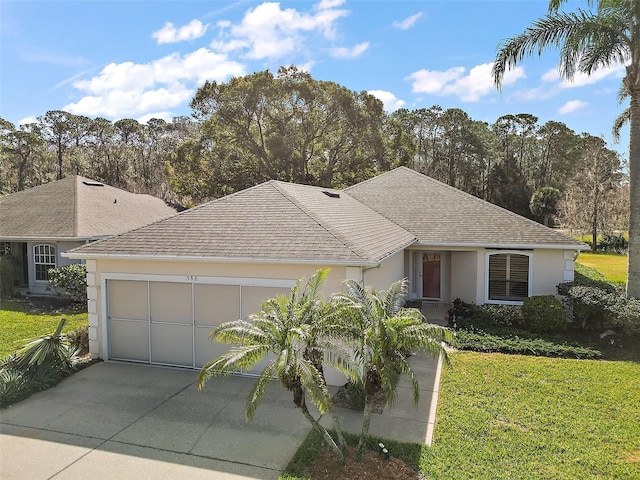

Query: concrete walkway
324 353 443 446
0 355 443 479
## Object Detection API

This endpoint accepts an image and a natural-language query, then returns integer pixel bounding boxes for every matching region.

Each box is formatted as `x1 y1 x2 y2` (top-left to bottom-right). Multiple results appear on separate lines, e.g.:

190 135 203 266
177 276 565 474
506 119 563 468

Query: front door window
422 252 441 299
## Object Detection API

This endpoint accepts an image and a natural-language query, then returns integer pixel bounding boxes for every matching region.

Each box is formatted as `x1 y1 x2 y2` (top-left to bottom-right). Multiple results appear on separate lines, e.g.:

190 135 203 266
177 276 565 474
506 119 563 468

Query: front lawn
283 352 640 479
576 252 628 284
0 299 88 357
421 352 640 479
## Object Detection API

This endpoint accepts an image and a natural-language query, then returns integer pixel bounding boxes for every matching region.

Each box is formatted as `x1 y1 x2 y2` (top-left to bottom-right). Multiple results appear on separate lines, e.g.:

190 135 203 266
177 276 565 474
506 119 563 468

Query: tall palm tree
334 279 454 458
492 0 640 297
197 269 350 463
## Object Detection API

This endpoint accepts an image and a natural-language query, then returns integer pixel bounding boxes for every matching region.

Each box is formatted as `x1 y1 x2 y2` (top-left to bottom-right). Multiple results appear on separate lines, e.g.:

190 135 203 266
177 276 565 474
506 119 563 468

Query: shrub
568 285 614 330
0 256 14 298
597 234 628 254
47 264 87 303
522 295 566 333
343 380 366 410
605 296 640 335
454 329 602 359
448 299 522 329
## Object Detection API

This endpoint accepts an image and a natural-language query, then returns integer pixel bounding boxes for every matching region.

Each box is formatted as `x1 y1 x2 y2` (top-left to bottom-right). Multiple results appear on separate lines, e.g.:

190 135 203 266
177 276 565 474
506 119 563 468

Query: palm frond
245 360 277 420
612 106 631 141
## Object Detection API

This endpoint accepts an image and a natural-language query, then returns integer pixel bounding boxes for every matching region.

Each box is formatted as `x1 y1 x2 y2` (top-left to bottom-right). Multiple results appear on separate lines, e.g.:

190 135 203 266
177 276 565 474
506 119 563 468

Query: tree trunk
357 396 374 459
299 403 345 464
627 86 640 297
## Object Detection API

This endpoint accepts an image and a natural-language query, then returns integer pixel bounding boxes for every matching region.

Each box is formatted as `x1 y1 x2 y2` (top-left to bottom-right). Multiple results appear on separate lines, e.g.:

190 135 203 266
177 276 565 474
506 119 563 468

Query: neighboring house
0 176 179 295
64 167 586 382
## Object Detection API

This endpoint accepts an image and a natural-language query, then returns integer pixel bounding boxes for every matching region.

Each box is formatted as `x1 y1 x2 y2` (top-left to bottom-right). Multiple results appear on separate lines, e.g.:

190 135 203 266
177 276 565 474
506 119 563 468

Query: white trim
413 241 587 251
101 272 296 288
484 250 533 305
1 236 97 242
63 252 380 267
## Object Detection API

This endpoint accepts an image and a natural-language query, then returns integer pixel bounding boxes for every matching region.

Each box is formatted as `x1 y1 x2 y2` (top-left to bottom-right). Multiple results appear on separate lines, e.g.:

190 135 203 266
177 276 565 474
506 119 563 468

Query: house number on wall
186 275 198 282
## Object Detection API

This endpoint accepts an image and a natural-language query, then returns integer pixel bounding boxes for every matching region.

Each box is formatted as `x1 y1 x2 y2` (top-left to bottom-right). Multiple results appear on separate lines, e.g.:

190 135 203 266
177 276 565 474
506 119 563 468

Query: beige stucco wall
531 249 574 297
450 250 480 304
362 250 405 291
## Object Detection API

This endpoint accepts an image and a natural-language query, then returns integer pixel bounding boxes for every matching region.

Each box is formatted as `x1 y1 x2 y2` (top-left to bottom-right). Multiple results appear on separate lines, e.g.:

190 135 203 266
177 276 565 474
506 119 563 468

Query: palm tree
492 0 640 297
197 268 350 463
334 278 454 458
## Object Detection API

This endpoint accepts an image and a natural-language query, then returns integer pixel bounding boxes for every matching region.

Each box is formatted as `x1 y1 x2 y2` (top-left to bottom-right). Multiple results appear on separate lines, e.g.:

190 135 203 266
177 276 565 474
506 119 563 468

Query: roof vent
83 181 104 187
322 191 340 199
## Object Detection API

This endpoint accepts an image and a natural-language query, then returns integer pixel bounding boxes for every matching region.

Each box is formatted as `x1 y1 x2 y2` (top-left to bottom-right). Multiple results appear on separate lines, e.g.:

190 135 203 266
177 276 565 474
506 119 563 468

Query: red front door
422 252 441 298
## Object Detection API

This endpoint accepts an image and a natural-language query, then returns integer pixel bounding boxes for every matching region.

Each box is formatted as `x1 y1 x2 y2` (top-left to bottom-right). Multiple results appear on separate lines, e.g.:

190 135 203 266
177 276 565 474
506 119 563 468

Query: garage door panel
150 282 192 324
245 353 277 376
109 281 148 320
150 323 193 366
195 326 232 368
241 286 290 319
110 319 149 362
194 284 240 326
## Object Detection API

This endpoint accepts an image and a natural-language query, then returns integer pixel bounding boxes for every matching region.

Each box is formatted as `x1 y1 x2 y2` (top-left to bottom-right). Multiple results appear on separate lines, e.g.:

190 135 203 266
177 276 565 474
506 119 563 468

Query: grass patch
576 252 628 284
0 300 88 358
421 352 640 479
281 352 640 479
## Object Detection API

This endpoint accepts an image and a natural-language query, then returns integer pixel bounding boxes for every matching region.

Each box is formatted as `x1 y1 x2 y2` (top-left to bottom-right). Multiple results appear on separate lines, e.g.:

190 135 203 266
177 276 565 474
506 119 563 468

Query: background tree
559 135 622 250
493 0 640 296
530 186 562 226
188 66 384 193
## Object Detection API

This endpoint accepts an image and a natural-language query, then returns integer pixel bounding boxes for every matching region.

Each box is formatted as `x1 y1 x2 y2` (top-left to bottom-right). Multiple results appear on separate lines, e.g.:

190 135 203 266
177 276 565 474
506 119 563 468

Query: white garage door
107 279 290 370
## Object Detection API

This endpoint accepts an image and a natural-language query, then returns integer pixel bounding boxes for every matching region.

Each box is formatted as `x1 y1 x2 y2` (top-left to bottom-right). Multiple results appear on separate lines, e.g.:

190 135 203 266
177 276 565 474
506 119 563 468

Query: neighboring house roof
345 166 585 249
67 181 417 265
0 176 178 240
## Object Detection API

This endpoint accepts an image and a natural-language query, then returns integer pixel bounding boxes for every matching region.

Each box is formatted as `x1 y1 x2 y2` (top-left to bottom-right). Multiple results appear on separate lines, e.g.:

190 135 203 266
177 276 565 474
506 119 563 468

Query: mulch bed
306 446 422 480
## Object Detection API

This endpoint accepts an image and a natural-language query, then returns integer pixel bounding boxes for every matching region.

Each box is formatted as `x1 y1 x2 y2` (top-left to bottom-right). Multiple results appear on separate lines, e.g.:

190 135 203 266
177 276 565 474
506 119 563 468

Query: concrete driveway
0 362 312 480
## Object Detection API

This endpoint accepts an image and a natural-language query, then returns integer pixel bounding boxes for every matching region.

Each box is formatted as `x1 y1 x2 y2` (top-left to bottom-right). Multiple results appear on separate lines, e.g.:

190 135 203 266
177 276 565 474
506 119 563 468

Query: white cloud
210 1 349 60
331 41 369 59
542 64 624 87
392 12 422 30
368 90 405 111
558 100 588 115
406 62 525 102
63 48 245 118
17 115 38 127
136 112 174 124
152 19 209 44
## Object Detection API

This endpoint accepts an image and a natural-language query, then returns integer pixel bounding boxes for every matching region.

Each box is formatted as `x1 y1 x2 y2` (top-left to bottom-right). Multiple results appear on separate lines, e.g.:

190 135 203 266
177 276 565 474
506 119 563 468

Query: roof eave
61 251 381 267
411 241 589 250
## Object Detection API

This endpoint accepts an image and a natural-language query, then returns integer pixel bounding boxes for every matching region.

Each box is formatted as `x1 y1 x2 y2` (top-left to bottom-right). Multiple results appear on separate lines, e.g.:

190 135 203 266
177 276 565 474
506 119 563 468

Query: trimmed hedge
522 295 566 333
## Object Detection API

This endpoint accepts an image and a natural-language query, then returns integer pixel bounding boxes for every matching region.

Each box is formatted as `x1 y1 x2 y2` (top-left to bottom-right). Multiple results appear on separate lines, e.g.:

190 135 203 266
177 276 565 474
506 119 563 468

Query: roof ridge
344 166 415 191
271 182 365 260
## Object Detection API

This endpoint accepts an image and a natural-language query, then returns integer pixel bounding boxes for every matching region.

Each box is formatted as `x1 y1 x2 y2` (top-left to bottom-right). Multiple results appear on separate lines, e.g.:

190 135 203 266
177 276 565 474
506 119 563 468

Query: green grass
283 352 640 479
576 252 628 284
421 352 640 479
0 300 88 358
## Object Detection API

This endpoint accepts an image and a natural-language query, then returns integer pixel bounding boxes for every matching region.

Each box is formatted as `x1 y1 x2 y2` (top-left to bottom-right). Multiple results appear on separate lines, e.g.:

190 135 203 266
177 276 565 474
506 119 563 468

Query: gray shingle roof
345 167 584 248
0 176 178 239
69 181 416 263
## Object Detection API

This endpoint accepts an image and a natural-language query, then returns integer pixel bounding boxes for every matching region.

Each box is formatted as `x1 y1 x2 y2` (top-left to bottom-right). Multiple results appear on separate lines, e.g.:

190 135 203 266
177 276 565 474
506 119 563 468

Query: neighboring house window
34 244 56 281
487 252 530 302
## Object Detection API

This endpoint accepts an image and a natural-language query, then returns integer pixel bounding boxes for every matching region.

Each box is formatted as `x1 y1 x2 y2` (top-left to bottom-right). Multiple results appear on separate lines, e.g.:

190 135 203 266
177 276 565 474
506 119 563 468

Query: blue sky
0 0 629 158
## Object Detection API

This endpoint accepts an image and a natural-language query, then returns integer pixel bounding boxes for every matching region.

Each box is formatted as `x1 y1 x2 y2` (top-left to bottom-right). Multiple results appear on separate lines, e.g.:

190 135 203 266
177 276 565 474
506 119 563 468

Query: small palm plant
15 318 77 371
198 268 352 462
334 278 455 458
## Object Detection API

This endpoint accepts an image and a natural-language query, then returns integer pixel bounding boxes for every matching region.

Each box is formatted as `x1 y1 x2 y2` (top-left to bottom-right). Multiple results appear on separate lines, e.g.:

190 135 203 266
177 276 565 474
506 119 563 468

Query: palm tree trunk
299 403 346 464
327 406 348 451
627 88 640 298
357 394 374 459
